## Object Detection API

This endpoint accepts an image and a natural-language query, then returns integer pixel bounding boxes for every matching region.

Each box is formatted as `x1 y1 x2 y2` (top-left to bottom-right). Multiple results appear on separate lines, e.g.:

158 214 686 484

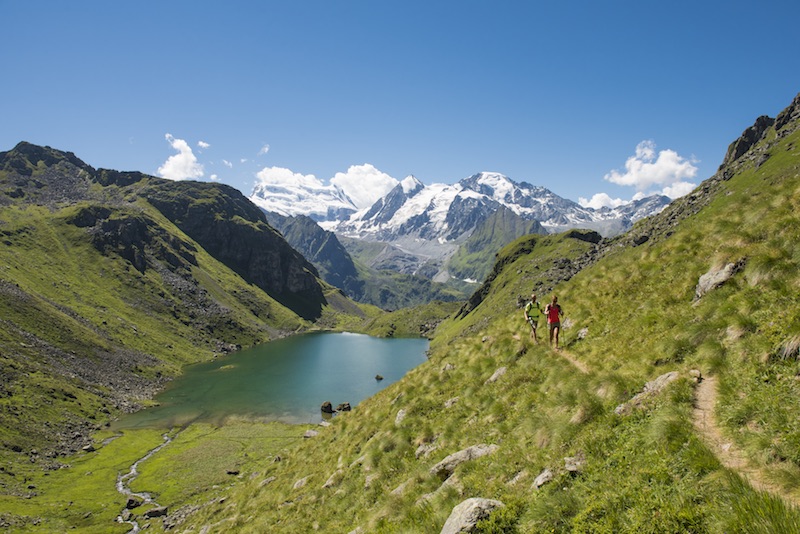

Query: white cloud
158 134 204 181
222 159 233 168
255 167 325 189
604 140 698 196
662 181 696 198
210 174 220 182
579 192 627 209
581 141 699 208
198 140 210 149
258 144 270 156
330 163 398 209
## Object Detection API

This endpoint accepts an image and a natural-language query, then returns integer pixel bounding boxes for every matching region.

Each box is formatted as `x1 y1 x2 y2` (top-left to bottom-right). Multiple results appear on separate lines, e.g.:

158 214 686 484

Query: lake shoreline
112 331 430 431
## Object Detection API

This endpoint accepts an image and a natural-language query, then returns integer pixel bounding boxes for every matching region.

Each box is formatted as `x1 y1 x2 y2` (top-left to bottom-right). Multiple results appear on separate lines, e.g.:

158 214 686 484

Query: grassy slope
163 127 800 532
0 199 302 460
0 193 390 530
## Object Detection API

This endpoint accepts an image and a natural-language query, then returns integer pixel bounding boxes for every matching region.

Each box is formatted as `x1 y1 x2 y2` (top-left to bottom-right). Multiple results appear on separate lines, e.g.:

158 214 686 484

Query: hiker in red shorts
544 295 564 350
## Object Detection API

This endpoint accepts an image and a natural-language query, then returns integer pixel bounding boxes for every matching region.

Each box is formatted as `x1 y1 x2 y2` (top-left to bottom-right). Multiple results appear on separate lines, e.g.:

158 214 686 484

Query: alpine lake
114 332 430 429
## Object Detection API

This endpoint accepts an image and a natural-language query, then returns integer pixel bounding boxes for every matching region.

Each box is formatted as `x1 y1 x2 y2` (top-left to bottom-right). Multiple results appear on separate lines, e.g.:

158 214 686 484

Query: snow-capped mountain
248 171 359 222
249 171 671 282
330 172 669 242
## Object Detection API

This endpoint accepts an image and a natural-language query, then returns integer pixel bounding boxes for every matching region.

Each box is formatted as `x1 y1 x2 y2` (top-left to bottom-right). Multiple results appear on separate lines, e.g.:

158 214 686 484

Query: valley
1 91 800 532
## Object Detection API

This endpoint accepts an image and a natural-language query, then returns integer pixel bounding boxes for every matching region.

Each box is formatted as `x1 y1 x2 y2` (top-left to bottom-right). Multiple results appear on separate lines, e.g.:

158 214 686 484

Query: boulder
336 402 351 412
143 506 168 518
321 401 334 414
532 468 554 489
125 496 143 509
375 374 384 381
430 444 499 480
615 371 680 415
695 260 745 300
440 498 505 534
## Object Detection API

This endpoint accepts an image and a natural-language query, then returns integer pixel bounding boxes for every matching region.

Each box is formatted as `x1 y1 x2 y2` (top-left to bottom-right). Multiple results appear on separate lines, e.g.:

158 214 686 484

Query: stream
115 432 175 533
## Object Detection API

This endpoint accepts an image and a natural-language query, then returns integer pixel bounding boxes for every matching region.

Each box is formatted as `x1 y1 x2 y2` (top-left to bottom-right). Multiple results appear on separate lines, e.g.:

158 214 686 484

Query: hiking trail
692 374 800 508
554 348 588 374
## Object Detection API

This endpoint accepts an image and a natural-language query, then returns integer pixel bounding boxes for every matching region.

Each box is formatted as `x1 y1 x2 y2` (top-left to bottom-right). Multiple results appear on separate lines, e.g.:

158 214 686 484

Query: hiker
544 295 564 350
523 293 542 344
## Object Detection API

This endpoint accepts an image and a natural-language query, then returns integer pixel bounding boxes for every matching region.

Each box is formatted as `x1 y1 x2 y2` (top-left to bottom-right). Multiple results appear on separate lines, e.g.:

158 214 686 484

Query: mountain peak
400 175 423 194
1 141 94 177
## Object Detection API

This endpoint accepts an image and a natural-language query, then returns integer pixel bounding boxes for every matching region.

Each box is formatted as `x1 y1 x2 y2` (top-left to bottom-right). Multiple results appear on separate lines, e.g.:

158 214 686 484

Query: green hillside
155 93 799 532
0 144 376 503
447 205 547 283
2 92 800 533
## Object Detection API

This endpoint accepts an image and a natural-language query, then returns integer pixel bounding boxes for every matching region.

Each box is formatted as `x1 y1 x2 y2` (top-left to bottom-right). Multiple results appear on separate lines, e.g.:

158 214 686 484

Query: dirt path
515 332 590 374
555 348 589 374
692 374 800 507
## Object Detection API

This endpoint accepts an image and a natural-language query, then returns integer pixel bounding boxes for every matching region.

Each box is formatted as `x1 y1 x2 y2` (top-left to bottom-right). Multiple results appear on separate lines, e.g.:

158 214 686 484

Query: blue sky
2 1 799 208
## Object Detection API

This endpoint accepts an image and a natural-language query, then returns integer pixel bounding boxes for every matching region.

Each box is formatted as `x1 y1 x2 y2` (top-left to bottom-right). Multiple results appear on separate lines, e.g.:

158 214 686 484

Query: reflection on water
114 332 429 429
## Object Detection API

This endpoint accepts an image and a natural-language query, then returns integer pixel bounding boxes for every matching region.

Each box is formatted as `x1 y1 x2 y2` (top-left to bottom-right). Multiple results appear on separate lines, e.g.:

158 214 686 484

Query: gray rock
564 453 585 473
395 409 407 426
303 429 319 439
695 260 745 300
430 444 499 479
532 468 554 489
615 371 680 415
322 469 344 489
440 498 505 534
485 367 507 384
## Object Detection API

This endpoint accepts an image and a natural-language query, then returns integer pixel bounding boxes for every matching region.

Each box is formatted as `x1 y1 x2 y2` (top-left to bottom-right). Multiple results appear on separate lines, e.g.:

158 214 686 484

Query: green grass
0 428 164 533
153 123 800 532
4 120 800 531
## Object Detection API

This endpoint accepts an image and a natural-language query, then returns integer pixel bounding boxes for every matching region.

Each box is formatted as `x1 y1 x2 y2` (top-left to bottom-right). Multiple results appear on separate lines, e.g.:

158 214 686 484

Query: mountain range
251 170 671 287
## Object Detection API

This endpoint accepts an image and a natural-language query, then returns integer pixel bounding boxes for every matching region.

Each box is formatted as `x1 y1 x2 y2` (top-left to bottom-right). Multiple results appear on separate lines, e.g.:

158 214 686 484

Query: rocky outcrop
440 498 505 534
720 115 776 168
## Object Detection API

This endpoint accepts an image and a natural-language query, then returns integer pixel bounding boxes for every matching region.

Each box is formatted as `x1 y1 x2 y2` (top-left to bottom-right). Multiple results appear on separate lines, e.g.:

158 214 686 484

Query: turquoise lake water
114 332 429 428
